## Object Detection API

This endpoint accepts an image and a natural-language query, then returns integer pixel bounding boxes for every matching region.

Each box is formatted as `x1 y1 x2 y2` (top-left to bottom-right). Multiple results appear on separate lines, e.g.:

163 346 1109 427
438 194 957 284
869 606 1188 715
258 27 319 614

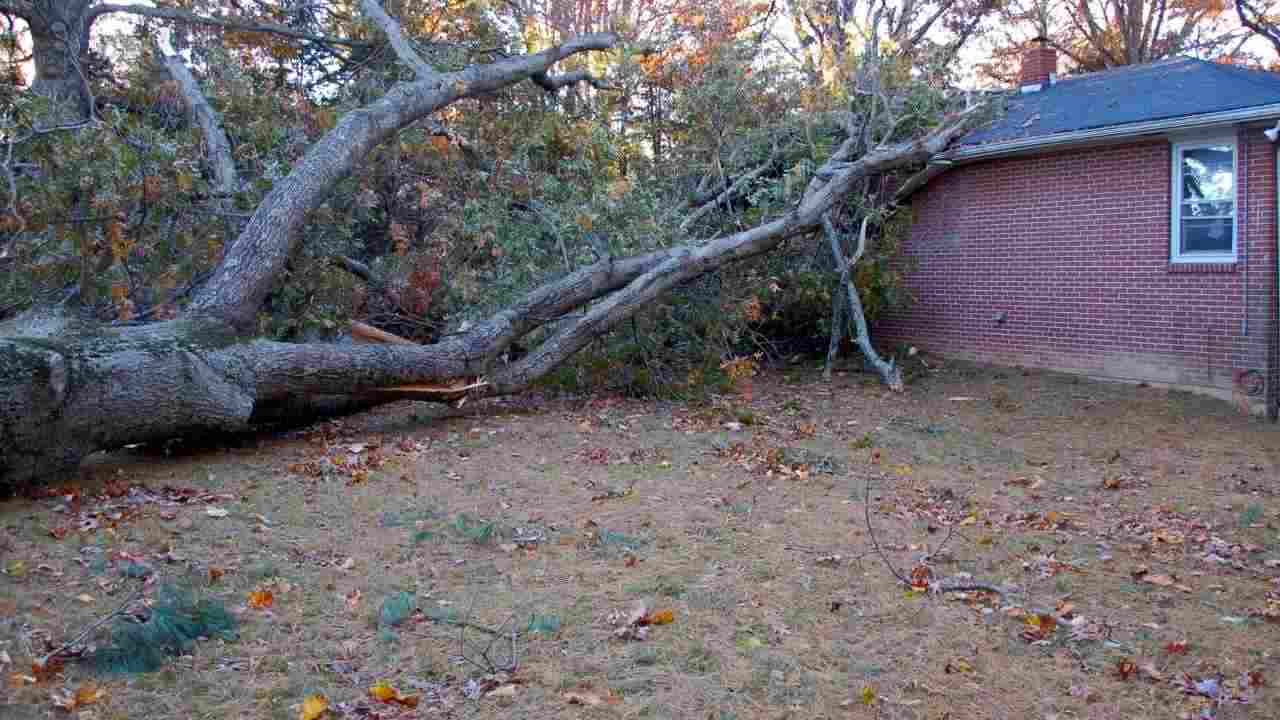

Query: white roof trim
947 102 1280 163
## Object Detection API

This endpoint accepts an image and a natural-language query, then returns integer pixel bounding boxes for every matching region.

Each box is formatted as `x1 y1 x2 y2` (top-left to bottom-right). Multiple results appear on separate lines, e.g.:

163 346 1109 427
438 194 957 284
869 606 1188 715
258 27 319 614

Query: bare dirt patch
3 358 1280 719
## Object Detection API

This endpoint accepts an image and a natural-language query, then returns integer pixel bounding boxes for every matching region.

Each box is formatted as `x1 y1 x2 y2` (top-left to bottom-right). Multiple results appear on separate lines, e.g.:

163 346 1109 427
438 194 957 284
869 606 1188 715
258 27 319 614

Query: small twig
38 584 146 668
453 596 518 674
424 607 509 637
477 612 518 673
863 475 908 585
922 523 958 563
822 275 844 381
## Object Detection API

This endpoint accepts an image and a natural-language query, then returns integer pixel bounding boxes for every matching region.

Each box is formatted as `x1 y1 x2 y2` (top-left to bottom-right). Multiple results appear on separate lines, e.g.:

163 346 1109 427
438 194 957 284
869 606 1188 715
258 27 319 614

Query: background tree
1236 0 1280 59
979 0 1239 83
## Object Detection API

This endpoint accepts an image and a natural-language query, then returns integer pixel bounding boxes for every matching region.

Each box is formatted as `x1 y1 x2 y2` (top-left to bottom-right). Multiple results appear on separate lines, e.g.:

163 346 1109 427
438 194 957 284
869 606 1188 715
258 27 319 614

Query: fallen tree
0 0 981 487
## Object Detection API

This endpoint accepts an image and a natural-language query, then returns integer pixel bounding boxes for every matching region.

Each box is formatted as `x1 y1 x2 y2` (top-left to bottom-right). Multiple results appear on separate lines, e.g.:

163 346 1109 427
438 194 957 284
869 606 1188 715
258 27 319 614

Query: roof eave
947 102 1280 163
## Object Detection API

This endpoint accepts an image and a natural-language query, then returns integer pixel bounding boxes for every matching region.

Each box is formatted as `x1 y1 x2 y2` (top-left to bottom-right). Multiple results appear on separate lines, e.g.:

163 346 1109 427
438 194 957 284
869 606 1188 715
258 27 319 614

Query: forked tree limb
357 0 434 78
185 24 620 328
486 112 979 394
156 42 238 200
1236 0 1280 56
824 214 902 390
678 151 781 233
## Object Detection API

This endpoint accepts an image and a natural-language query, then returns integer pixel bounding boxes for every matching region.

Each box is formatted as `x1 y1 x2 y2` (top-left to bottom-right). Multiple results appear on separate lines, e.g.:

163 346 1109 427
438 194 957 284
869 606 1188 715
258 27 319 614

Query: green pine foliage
90 585 236 674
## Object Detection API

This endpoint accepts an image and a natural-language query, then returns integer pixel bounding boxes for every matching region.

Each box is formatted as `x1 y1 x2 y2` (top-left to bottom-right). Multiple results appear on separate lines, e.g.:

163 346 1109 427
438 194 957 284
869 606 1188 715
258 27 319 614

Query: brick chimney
1019 37 1057 92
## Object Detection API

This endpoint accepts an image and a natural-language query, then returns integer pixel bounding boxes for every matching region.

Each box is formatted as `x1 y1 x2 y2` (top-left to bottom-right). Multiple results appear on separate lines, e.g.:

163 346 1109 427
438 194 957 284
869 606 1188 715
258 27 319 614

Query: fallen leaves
51 683 106 712
369 681 419 708
299 694 329 720
1020 613 1058 642
485 684 518 699
562 690 606 706
609 601 676 640
909 565 932 592
247 590 274 609
1132 566 1193 593
1249 592 1280 621
646 609 675 625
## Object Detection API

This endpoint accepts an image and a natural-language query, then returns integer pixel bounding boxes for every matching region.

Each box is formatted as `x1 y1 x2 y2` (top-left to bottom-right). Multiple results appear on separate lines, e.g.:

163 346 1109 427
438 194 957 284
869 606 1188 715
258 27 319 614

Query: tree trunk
26 0 96 124
0 250 668 485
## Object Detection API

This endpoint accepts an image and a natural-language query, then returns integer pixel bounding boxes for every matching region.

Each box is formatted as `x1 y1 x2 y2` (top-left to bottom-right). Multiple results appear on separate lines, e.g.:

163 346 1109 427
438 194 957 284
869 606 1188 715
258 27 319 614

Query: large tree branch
531 69 612 91
1236 0 1280 56
86 3 367 47
186 8 618 327
237 248 674 400
487 111 981 393
156 43 237 199
356 0 434 78
824 214 901 389
678 151 780 233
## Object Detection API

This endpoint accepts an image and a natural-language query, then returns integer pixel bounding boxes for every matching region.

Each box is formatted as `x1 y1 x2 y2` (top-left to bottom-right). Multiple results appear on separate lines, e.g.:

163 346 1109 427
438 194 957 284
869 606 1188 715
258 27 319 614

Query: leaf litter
4 364 1280 718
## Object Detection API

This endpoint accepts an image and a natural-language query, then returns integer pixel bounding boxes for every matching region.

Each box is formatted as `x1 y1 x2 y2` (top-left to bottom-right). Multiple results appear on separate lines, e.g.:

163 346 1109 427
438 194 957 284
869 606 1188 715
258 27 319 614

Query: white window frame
1170 137 1238 264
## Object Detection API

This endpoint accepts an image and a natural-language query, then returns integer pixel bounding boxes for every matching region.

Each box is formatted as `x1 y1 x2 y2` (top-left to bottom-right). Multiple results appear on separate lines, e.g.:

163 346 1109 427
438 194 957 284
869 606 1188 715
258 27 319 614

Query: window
1171 139 1237 263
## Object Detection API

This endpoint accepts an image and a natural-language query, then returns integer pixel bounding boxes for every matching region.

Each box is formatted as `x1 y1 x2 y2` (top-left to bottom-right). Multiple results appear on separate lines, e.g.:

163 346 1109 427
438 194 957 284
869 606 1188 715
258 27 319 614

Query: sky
11 1 1280 91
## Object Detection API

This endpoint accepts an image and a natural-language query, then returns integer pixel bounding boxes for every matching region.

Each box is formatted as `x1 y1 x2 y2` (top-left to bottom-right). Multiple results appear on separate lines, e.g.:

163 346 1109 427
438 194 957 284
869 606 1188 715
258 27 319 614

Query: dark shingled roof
960 57 1280 148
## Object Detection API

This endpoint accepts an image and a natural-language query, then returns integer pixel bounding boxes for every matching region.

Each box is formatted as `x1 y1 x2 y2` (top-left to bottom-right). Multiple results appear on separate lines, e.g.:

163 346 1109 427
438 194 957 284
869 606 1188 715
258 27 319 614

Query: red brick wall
875 127 1277 406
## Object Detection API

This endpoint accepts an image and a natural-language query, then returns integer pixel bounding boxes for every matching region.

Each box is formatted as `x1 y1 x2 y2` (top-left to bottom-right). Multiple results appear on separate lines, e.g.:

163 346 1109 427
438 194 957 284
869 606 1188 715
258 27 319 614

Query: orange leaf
644 609 675 626
31 657 64 683
248 590 274 609
1021 613 1058 641
74 683 106 707
369 681 419 707
51 682 105 711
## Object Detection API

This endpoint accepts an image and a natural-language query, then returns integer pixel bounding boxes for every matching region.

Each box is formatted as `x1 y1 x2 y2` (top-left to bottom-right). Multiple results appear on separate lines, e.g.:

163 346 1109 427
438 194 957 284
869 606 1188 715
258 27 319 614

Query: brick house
876 45 1280 416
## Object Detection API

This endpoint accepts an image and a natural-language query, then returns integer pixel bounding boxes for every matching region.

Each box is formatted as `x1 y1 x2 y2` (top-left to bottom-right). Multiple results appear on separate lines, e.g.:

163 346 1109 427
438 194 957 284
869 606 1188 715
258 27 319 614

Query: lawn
3 357 1279 719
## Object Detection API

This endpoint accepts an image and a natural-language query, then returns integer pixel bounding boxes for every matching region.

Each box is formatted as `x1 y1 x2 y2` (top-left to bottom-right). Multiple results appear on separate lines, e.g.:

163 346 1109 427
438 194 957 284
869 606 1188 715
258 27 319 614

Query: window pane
1181 145 1234 203
1181 217 1234 253
1182 200 1234 218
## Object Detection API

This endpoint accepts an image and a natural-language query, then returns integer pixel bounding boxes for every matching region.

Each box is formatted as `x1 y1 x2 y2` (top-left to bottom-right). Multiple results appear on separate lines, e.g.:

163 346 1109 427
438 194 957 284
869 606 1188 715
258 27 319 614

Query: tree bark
158 44 237 200
23 0 96 124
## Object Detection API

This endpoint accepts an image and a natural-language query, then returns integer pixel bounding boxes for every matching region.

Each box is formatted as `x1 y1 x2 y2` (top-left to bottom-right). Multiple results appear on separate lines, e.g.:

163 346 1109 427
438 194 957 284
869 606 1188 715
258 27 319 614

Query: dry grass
3 357 1280 719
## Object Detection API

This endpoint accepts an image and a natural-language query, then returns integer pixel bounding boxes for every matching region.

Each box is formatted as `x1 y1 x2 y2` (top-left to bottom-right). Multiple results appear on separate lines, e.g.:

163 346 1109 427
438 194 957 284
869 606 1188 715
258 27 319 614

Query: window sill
1167 261 1237 273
